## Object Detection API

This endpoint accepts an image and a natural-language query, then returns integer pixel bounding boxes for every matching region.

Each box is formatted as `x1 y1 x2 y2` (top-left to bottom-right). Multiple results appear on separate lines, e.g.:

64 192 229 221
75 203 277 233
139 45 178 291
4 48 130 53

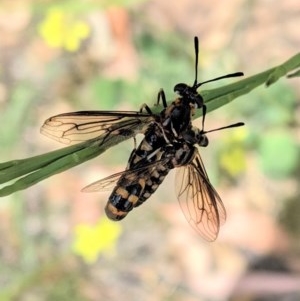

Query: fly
40 36 244 240
83 122 244 241
41 37 243 148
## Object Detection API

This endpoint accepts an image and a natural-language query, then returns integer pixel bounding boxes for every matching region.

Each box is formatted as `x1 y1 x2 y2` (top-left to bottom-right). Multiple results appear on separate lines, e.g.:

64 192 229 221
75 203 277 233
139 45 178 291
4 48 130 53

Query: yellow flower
220 146 246 176
219 127 247 177
72 217 122 263
38 7 90 52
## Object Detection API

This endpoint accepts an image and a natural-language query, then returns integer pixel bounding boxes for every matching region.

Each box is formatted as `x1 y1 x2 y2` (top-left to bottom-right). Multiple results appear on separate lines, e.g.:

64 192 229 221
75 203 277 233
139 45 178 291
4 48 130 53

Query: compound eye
174 83 187 94
195 95 204 107
199 135 209 147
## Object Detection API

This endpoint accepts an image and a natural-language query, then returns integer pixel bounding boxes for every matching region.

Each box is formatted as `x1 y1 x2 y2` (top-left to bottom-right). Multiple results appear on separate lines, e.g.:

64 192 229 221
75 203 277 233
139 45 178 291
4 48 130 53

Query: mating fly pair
41 37 244 241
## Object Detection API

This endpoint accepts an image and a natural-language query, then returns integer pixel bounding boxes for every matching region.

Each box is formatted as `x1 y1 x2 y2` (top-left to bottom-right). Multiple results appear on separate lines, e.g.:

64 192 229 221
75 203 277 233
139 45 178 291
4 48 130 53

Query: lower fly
82 121 244 241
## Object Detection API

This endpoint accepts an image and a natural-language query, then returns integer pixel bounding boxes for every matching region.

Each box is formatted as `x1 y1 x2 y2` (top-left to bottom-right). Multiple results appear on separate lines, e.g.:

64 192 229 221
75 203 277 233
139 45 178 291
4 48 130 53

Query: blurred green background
0 0 299 300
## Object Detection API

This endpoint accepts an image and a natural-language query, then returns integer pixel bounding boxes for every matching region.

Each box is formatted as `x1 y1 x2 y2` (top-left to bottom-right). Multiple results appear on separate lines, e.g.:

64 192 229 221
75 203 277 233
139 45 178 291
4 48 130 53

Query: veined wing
82 168 139 193
175 149 226 241
41 111 154 145
82 158 168 193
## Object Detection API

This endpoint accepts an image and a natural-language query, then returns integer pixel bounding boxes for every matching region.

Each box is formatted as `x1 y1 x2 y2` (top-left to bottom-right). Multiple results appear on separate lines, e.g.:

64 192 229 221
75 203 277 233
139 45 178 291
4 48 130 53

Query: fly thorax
172 143 195 166
171 106 191 136
160 99 192 137
181 128 198 144
182 127 209 147
190 106 196 116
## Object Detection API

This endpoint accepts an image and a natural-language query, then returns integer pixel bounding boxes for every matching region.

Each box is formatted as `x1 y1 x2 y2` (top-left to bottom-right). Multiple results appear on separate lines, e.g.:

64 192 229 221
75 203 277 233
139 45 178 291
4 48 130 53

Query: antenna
203 122 245 135
191 37 243 89
196 72 244 89
193 37 199 87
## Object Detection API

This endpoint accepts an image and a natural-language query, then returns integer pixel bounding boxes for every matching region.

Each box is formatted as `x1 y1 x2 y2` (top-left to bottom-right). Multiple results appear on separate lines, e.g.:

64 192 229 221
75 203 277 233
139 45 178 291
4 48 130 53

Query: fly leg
125 135 139 169
139 88 167 114
156 89 167 108
201 105 207 133
139 103 153 114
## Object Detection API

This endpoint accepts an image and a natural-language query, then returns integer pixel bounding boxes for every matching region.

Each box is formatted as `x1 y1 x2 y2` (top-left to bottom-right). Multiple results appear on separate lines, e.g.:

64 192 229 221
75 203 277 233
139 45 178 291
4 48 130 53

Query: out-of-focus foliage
258 131 299 178
0 83 36 150
0 0 299 300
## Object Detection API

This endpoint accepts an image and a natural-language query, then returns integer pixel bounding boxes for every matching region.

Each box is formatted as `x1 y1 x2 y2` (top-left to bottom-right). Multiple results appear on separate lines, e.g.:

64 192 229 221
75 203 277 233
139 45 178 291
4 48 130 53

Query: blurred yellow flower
38 7 90 52
72 217 122 263
220 146 246 177
219 127 247 177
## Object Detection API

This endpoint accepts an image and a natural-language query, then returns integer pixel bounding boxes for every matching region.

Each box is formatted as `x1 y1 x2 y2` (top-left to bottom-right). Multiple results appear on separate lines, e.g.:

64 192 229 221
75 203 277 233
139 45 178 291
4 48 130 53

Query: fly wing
81 168 134 192
41 111 153 145
175 149 226 241
82 158 167 192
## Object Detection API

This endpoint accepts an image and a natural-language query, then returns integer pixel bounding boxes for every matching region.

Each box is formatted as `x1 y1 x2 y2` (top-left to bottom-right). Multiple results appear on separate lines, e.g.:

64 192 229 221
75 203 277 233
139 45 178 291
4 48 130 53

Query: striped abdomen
105 124 166 220
135 141 196 207
105 126 199 220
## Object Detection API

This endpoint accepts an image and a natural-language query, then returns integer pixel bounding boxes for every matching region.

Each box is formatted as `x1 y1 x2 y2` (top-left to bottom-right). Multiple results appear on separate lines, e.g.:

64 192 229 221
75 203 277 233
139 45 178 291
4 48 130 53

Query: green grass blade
0 144 100 196
0 129 137 196
199 52 300 116
0 142 89 184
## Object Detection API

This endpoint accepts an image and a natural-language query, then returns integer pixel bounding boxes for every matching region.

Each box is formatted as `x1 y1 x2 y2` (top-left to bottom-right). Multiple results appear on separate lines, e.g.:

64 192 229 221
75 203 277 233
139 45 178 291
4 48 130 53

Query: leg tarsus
139 103 153 114
157 89 167 108
201 105 207 132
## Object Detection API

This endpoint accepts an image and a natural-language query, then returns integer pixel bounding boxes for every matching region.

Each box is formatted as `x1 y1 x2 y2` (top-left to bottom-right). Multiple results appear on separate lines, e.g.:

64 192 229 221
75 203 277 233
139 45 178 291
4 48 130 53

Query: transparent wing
82 158 167 192
82 168 136 192
175 149 226 241
41 111 153 145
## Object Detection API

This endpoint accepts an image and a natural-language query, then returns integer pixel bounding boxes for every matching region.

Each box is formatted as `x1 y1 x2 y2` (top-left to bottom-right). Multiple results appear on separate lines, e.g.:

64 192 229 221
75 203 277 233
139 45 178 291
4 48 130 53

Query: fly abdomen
106 178 145 220
135 162 170 207
135 141 196 207
130 124 165 165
